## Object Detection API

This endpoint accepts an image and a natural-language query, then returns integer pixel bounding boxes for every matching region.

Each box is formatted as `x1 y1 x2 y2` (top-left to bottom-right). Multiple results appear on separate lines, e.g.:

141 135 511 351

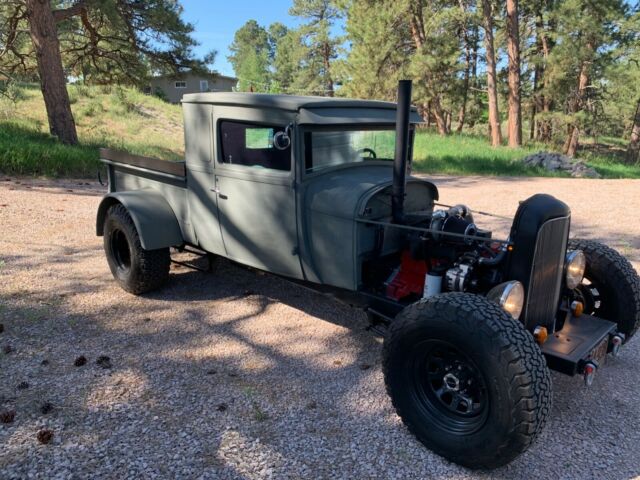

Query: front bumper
541 314 618 375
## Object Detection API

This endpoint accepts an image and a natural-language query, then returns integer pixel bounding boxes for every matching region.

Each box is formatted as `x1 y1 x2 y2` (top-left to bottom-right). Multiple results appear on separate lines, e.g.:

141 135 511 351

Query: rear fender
96 189 183 250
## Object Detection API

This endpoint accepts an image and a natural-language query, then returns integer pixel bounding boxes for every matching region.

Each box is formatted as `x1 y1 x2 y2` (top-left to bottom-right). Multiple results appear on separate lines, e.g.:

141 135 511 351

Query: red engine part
385 251 428 301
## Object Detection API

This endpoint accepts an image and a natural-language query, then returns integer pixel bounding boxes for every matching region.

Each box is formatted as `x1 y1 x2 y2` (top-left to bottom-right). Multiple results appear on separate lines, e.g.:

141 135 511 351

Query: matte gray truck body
97 92 433 289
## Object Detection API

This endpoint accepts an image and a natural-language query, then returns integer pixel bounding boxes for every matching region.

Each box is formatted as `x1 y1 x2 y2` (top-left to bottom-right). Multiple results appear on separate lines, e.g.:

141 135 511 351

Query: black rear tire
383 293 551 469
569 239 640 342
103 204 170 294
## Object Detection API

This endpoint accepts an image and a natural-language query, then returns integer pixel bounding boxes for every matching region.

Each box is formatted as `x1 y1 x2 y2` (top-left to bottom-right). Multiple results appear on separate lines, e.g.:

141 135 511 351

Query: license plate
590 337 609 366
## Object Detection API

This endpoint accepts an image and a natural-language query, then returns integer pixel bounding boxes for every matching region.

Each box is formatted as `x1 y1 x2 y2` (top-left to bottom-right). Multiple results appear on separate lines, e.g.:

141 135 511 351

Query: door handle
210 186 228 199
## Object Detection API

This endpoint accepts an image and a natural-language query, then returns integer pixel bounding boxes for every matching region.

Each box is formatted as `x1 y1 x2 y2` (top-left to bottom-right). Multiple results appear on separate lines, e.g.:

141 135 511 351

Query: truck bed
99 148 186 178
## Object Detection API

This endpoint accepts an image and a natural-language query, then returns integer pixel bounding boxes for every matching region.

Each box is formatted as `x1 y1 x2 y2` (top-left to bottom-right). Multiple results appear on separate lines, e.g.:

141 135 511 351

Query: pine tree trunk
506 0 522 147
482 0 502 147
530 6 544 141
456 0 470 133
564 59 590 157
457 42 471 133
537 5 553 142
432 97 449 135
25 0 78 145
530 66 539 141
627 99 640 164
322 41 334 97
468 27 479 128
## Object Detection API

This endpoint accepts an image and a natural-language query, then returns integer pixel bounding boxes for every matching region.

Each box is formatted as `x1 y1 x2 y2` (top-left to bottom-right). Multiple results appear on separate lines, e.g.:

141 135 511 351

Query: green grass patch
0 120 100 177
1 84 638 178
0 84 183 177
411 131 640 178
412 132 549 176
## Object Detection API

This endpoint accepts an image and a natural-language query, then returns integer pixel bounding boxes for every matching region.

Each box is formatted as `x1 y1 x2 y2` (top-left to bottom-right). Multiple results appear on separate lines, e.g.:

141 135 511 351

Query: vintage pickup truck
96 81 640 469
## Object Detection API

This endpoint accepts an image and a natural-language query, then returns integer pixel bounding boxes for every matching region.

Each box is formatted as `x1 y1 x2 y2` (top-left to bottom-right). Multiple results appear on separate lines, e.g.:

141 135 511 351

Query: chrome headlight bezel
565 249 586 290
487 281 525 319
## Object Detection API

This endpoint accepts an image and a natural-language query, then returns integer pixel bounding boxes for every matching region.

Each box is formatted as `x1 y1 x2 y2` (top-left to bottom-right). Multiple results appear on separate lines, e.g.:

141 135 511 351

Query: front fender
96 189 183 250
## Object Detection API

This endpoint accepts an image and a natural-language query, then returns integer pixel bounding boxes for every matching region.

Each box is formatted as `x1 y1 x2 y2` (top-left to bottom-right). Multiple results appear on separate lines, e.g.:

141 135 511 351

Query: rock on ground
522 151 601 178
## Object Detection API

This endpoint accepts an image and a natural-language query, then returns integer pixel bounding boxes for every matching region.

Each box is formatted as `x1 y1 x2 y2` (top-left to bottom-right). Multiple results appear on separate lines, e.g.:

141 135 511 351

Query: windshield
303 127 413 173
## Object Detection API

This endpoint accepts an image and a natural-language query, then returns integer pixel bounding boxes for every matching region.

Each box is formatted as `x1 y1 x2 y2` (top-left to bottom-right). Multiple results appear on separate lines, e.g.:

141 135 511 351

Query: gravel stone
0 176 638 479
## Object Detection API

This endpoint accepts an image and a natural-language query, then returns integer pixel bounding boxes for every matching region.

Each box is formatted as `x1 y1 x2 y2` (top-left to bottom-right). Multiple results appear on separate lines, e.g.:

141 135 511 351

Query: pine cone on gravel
96 356 112 369
0 409 16 424
37 429 54 444
73 356 87 367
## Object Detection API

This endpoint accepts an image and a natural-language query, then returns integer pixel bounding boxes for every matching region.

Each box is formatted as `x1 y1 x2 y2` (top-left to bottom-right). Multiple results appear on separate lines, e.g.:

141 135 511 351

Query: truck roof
181 92 415 113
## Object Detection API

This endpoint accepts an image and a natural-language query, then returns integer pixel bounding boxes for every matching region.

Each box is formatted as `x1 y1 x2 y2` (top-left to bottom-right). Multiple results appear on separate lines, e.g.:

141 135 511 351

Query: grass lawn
0 84 638 178
413 131 640 178
0 84 184 177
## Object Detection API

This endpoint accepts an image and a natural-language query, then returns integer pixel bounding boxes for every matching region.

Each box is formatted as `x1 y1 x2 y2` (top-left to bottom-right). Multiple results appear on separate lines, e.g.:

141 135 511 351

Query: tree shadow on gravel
1 246 640 479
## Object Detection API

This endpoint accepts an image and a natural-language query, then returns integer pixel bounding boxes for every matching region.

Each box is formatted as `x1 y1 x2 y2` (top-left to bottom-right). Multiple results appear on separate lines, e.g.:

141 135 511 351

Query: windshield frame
300 124 415 179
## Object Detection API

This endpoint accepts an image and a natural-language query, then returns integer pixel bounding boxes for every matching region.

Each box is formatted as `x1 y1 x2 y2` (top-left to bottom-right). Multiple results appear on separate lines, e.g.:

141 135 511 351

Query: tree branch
52 0 88 23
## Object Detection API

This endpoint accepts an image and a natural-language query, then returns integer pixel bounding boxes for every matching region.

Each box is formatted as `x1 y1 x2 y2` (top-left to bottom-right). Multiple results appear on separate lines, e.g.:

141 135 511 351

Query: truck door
183 103 226 255
214 119 303 279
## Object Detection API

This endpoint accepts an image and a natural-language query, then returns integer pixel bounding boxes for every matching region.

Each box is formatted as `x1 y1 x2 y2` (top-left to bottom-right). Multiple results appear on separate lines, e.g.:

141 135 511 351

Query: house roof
181 92 414 113
151 72 237 82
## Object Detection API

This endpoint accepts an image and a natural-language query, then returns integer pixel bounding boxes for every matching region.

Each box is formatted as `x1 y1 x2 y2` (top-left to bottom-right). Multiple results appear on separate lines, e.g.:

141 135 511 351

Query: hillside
0 84 184 177
0 84 638 178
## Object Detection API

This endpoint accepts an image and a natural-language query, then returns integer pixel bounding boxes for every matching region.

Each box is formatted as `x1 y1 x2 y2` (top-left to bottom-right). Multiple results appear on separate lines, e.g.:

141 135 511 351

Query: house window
175 81 186 89
219 121 290 171
200 80 209 92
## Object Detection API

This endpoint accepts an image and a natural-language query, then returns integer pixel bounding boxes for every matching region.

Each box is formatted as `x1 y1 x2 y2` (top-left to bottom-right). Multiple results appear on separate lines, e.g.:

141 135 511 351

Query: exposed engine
379 205 503 302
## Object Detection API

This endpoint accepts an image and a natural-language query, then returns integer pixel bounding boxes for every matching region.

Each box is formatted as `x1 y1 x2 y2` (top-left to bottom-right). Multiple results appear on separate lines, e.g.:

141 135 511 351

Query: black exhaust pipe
392 80 412 224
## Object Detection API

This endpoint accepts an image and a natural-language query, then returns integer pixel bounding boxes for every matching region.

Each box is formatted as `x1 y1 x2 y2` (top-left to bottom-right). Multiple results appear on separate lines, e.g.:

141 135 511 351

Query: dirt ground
1 175 639 479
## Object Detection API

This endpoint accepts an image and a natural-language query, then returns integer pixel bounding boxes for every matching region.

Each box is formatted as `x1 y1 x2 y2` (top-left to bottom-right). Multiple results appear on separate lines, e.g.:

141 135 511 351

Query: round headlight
565 249 586 289
487 281 525 319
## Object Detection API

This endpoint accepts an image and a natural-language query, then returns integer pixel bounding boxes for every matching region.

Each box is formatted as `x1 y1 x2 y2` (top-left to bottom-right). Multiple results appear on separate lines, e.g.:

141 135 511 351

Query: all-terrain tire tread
105 204 170 295
383 293 552 469
569 239 640 340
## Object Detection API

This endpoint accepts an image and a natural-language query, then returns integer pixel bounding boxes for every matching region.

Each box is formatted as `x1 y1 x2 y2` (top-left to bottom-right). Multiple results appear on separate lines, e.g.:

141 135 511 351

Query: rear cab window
218 121 290 172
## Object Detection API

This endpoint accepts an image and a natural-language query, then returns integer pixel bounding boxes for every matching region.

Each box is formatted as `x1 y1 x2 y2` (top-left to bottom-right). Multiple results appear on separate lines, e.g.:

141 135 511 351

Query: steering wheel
358 147 377 159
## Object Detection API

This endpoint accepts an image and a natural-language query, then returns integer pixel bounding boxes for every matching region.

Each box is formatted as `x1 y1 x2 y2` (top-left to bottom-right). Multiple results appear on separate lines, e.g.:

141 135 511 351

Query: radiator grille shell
523 216 570 331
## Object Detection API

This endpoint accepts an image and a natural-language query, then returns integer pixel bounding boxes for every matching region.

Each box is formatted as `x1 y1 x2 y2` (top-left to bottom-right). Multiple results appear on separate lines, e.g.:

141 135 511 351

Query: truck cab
100 92 436 289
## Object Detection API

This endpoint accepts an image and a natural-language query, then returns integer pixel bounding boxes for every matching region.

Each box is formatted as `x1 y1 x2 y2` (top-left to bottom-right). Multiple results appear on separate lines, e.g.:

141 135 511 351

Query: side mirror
273 124 292 150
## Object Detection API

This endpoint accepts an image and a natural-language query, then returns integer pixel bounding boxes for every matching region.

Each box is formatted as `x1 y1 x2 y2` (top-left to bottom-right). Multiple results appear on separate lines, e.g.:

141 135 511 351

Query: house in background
146 72 237 103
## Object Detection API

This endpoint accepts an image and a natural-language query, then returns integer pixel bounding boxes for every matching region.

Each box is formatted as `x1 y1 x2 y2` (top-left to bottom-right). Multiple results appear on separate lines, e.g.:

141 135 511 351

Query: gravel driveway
1 176 639 479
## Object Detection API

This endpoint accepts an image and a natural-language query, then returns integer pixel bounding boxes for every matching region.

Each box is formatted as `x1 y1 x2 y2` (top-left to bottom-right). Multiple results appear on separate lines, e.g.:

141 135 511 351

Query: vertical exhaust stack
392 80 412 224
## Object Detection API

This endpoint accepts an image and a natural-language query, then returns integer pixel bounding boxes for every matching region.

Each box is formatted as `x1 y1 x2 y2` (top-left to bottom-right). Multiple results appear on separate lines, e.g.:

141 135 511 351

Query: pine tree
482 0 502 146
506 0 522 146
289 0 342 96
228 20 271 92
0 0 204 145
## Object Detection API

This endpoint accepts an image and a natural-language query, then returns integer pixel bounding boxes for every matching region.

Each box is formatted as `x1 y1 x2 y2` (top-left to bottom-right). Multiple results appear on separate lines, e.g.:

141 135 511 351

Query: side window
219 121 290 171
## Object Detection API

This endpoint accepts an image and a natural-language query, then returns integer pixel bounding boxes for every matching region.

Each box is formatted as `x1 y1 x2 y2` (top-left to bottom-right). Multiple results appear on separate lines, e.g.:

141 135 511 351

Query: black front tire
569 239 640 342
383 293 551 469
103 204 170 295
